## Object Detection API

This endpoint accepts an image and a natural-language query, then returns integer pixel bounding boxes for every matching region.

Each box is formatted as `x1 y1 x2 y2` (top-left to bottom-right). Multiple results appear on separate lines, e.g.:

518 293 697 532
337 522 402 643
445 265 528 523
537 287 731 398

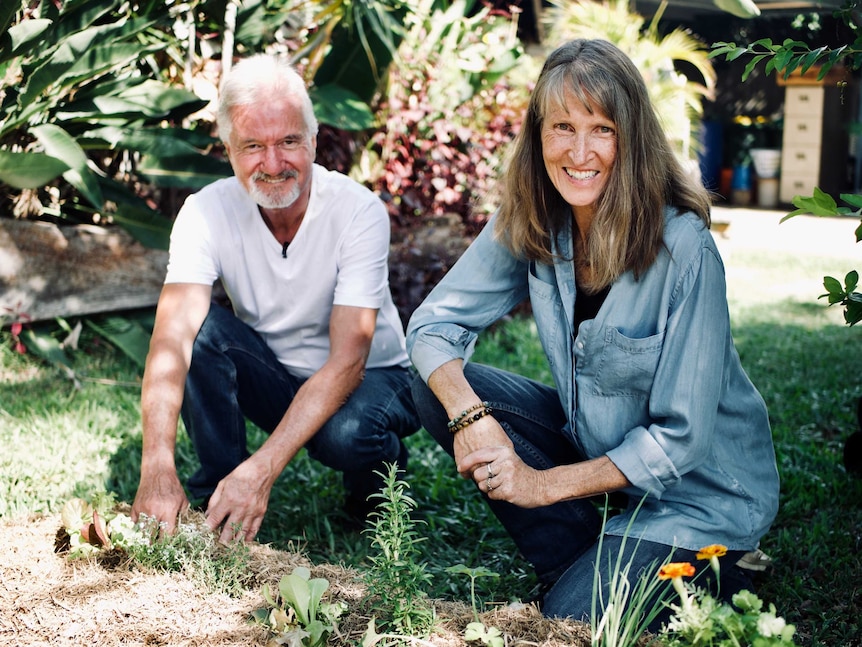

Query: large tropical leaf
310 84 376 131
98 179 172 250
84 314 152 368
0 1 18 44
31 123 104 209
0 149 70 188
136 153 232 189
313 1 407 105
0 19 53 63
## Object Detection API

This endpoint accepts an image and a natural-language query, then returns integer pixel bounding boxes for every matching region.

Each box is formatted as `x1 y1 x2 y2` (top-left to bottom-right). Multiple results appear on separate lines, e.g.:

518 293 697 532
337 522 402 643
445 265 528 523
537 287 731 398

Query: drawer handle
797 123 808 131
795 152 807 160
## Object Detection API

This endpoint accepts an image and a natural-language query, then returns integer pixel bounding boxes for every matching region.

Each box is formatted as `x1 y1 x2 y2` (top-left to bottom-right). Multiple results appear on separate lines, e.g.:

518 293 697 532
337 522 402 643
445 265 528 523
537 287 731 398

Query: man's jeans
411 362 752 631
181 304 420 507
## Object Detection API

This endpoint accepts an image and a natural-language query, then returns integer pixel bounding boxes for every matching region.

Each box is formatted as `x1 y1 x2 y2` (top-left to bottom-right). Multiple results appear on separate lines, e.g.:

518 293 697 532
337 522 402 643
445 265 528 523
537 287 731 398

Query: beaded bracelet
446 401 490 431
448 404 493 434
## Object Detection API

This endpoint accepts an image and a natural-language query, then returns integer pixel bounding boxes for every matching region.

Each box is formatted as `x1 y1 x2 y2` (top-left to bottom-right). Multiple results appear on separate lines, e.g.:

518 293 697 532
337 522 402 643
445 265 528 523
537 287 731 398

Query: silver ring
487 464 494 479
486 477 493 491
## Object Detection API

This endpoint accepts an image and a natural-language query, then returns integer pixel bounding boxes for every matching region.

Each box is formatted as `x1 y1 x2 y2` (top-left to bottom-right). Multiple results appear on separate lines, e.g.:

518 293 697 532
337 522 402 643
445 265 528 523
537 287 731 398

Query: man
131 54 419 543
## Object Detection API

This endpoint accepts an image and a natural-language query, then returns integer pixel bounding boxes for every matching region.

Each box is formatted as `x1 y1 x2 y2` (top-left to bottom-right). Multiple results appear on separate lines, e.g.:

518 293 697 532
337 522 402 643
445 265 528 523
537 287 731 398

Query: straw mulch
0 512 596 646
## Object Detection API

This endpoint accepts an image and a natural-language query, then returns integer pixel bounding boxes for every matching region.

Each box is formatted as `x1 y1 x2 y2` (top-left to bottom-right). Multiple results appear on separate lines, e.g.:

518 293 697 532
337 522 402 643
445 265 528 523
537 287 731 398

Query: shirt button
576 341 584 350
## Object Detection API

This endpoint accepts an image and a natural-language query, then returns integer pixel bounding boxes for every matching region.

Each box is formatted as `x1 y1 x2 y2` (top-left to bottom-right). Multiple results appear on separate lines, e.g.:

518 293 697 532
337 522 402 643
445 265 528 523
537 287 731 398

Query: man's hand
204 457 274 543
131 469 190 534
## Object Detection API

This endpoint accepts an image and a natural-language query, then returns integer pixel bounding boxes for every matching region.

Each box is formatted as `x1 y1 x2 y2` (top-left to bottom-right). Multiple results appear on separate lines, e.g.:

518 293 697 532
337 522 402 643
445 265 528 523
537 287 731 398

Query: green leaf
839 193 862 209
310 84 376 131
823 275 843 292
136 153 232 190
789 188 840 217
1 18 53 60
308 576 331 614
21 327 72 368
84 315 151 369
844 270 859 293
31 123 104 209
742 55 767 81
0 149 70 188
103 200 171 251
0 0 18 46
279 568 312 626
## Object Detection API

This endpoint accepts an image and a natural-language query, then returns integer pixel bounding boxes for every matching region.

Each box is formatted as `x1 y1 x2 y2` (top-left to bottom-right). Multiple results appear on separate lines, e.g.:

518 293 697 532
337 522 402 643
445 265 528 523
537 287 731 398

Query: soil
0 512 596 647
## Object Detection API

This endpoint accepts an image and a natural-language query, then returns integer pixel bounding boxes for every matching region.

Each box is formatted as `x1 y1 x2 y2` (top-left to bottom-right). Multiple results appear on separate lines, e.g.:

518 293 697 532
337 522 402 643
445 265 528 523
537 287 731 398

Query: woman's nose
568 135 591 164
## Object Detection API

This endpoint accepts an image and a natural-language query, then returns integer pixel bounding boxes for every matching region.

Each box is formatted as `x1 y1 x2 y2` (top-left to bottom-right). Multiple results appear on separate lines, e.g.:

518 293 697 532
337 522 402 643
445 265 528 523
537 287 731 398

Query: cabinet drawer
781 145 821 174
780 174 818 202
785 86 825 117
783 115 822 145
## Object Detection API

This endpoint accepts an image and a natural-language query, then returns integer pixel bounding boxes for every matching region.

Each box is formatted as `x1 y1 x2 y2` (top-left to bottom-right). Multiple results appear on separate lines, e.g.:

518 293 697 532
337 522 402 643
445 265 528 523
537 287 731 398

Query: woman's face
540 86 617 222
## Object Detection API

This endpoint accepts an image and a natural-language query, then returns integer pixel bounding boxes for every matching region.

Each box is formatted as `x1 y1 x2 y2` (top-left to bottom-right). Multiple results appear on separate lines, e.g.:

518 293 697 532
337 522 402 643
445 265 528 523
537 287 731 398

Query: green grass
1 244 861 645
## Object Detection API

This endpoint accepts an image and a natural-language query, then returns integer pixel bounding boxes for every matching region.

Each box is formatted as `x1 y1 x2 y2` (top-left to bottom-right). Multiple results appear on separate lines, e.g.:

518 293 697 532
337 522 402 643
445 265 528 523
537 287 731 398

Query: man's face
225 96 316 212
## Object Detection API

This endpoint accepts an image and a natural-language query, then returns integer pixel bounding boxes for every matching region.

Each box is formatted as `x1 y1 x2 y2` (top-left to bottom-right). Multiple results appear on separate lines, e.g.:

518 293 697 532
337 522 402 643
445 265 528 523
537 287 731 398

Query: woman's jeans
181 304 419 508
412 362 753 632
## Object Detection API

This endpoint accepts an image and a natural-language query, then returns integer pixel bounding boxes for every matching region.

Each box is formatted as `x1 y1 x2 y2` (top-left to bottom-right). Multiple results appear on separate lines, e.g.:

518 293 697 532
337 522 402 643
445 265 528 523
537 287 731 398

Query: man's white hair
216 54 318 143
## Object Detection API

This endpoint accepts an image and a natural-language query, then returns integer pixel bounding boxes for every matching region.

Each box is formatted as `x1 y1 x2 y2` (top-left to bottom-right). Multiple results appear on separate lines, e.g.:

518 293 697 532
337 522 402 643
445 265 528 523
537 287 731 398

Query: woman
406 39 779 630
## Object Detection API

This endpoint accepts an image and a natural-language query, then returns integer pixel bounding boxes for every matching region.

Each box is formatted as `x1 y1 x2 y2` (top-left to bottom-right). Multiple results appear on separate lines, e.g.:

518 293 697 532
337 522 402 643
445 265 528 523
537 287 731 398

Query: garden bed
0 512 595 647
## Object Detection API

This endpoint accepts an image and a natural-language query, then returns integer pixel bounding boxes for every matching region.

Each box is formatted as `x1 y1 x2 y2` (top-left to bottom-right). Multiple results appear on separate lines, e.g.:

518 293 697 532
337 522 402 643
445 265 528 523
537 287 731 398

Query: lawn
1 213 860 646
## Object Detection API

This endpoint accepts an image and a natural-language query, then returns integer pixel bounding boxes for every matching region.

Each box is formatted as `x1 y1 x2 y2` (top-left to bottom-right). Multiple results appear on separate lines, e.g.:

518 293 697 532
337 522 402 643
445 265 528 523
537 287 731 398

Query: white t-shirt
165 164 409 378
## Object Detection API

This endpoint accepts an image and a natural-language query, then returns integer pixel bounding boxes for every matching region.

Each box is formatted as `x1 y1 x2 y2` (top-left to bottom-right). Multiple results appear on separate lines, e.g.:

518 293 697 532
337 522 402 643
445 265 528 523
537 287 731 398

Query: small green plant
445 564 502 647
657 548 798 647
590 497 673 647
252 566 346 647
56 496 254 596
362 463 435 639
58 494 147 557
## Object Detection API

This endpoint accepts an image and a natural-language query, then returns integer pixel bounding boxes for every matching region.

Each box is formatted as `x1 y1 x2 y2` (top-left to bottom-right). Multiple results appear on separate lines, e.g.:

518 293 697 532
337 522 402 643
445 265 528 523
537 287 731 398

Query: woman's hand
459 442 550 508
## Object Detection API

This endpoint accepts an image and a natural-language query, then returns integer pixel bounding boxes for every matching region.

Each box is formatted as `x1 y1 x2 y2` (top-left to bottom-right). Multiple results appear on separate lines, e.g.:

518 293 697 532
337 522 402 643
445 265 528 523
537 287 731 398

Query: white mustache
252 170 298 182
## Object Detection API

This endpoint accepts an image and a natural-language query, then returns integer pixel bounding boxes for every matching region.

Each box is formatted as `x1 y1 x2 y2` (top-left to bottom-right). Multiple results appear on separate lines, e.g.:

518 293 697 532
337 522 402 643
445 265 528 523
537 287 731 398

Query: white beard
247 171 300 209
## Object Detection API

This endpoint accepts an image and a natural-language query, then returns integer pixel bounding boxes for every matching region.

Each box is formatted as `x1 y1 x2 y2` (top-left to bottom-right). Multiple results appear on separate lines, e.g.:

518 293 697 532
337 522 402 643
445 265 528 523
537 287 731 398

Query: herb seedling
446 564 503 647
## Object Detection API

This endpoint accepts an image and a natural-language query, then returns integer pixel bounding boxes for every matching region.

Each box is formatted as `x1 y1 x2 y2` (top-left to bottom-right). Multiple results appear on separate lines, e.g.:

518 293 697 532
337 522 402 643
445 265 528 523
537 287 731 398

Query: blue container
731 164 752 190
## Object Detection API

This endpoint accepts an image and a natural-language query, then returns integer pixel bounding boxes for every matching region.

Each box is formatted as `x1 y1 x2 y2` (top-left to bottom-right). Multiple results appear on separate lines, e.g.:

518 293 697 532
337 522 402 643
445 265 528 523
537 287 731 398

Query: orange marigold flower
697 544 728 560
657 562 696 580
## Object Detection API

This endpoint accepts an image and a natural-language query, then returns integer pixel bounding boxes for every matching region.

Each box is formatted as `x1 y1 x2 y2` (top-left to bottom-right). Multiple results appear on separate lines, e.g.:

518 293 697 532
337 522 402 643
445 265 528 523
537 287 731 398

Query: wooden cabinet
779 76 854 204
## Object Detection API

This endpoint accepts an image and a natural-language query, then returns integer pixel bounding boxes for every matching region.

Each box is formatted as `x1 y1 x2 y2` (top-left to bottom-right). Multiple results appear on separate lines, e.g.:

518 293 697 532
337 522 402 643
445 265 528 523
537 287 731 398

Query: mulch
0 512 596 646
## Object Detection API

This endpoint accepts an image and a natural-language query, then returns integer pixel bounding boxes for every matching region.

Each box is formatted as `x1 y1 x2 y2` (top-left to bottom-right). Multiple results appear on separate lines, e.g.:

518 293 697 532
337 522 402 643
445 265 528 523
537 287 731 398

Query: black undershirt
574 283 610 329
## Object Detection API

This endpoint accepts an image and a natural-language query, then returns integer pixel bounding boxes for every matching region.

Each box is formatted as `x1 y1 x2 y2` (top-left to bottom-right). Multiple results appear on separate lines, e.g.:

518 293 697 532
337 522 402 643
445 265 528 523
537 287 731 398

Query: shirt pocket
593 326 664 397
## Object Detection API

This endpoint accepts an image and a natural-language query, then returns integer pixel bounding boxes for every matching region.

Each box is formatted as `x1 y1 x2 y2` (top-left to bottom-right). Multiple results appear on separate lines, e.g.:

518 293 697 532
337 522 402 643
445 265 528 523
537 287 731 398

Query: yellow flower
696 544 727 560
658 562 696 580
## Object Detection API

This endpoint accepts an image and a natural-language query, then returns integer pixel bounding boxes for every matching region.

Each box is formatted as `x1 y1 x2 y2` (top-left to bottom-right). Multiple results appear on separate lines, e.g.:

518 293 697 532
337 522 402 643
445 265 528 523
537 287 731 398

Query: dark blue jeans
412 362 752 632
181 304 420 506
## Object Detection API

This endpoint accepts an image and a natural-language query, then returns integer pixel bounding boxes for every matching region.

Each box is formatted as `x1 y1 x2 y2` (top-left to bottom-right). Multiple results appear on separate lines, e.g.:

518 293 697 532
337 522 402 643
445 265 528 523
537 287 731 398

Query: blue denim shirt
407 208 779 551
